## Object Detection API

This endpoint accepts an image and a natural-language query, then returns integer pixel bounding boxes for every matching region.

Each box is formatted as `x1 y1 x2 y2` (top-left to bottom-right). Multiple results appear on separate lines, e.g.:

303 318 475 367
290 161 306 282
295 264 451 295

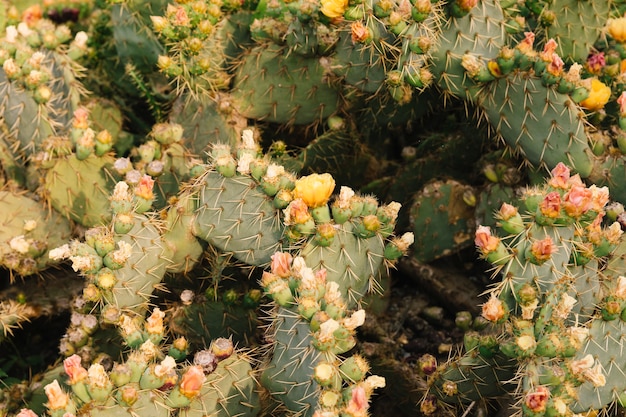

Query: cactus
424 163 626 416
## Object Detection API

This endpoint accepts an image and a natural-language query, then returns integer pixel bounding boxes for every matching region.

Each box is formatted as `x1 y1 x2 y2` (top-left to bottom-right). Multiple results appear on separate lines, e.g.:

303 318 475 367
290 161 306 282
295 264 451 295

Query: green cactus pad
477 73 593 177
232 43 340 125
409 180 476 263
193 171 285 266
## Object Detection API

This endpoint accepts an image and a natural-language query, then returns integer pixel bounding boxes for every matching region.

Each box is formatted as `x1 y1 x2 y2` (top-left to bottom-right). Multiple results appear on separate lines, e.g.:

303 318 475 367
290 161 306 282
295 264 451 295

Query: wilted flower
351 21 369 43
529 236 557 263
539 192 561 218
525 386 550 413
481 295 506 322
44 380 69 410
134 175 155 200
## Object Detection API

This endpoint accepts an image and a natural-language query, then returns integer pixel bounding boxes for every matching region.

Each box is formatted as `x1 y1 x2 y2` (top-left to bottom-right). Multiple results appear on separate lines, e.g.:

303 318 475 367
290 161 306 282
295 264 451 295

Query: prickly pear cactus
424 163 626 416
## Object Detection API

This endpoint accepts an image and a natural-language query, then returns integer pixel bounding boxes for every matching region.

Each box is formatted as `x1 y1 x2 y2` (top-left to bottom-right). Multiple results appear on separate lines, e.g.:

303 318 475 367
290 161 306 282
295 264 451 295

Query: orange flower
498 203 518 220
134 175 155 200
530 236 557 262
179 365 206 398
351 22 369 43
548 162 570 189
270 252 292 278
474 225 500 254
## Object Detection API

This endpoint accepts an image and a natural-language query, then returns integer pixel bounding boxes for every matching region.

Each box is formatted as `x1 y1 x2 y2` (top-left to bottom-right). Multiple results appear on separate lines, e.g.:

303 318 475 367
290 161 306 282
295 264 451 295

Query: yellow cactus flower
580 79 611 111
292 173 336 208
320 0 348 19
608 16 626 43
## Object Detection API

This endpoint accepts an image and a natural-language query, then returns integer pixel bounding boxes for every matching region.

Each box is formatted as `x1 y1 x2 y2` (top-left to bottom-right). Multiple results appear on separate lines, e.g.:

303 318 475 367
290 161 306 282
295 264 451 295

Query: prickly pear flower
342 309 366 330
283 199 312 225
146 308 165 335
318 318 340 343
344 385 368 417
320 0 348 19
140 339 160 360
392 232 415 252
5 26 17 43
583 363 606 387
363 375 386 392
110 241 133 265
264 163 285 180
563 62 583 84
521 299 539 320
10 235 30 254
134 175 155 201
586 52 606 75
23 219 36 232
69 255 95 273
179 365 206 398
539 192 561 218
73 107 90 130
455 0 478 12
270 252 293 278
481 295 506 323
540 39 558 62
44 380 70 410
516 32 536 54
236 153 254 174
241 129 256 149
589 185 609 211
498 203 518 220
335 186 355 210
546 54 564 76
529 236 557 263
77 128 95 148
151 15 168 32
293 173 336 208
570 354 595 375
567 326 589 346
324 281 342 304
524 386 550 413
22 5 42 27
351 21 369 43
563 185 593 217
605 222 623 245
474 225 500 254
17 22 33 37
49 244 71 261
548 162 570 188
608 16 626 42
3 58 20 78
580 78 611 111
87 363 110 388
616 276 626 298
63 355 88 384
299 266 317 289
461 54 483 78
16 409 38 417
553 293 577 320
290 256 308 278
154 356 177 378
72 31 88 49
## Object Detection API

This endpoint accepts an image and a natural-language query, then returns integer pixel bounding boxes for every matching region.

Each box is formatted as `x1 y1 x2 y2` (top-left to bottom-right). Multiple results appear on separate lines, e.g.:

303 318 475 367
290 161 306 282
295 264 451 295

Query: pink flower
586 52 606 75
539 192 561 218
516 32 535 54
344 385 368 417
563 185 593 217
179 365 206 398
540 39 558 61
474 226 500 254
547 54 564 76
270 252 292 278
618 92 626 117
63 354 88 384
548 162 570 189
525 386 550 413
134 175 155 200
16 410 38 417
498 203 518 220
